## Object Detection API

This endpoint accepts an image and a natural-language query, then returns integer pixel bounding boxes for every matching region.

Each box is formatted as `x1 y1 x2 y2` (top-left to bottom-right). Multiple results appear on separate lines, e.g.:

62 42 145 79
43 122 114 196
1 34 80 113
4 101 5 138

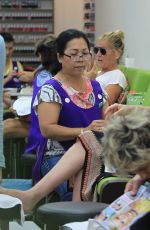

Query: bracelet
81 128 84 135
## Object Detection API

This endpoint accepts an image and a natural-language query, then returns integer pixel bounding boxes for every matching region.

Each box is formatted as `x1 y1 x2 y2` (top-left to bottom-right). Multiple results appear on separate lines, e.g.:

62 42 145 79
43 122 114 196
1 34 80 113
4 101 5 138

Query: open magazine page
93 183 150 230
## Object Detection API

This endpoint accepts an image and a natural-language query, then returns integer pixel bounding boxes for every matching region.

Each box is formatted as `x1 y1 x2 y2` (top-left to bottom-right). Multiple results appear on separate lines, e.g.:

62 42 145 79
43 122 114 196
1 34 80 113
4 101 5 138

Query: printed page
94 183 150 230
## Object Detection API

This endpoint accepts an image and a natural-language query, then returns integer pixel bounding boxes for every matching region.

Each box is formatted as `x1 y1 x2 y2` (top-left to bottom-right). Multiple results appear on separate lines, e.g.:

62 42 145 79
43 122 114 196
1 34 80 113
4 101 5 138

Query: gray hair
102 108 150 174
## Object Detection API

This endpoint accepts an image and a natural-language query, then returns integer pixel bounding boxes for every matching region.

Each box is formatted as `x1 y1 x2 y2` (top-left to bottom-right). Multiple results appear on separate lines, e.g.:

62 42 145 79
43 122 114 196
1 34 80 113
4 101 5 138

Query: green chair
96 175 131 204
120 65 150 92
143 84 150 106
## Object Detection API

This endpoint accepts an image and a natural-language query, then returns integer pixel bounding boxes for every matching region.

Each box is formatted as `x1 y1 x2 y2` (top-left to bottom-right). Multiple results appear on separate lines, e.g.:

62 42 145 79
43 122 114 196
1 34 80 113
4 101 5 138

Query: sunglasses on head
93 47 107 55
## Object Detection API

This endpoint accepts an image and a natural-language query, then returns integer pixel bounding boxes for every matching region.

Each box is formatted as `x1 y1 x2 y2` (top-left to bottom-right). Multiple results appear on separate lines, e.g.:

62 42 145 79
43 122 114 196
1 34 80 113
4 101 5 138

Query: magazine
92 183 150 230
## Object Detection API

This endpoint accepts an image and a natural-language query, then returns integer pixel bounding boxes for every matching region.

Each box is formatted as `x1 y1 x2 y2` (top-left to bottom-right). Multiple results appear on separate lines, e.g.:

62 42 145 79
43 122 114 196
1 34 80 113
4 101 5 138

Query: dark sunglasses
93 47 107 55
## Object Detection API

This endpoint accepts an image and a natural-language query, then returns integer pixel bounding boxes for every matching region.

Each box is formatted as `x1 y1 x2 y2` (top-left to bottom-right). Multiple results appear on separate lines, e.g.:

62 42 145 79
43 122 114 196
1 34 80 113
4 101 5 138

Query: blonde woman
95 30 127 105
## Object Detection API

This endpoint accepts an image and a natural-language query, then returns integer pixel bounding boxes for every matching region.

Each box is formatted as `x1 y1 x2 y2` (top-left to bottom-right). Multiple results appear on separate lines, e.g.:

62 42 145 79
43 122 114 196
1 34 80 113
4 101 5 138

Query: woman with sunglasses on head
93 30 127 105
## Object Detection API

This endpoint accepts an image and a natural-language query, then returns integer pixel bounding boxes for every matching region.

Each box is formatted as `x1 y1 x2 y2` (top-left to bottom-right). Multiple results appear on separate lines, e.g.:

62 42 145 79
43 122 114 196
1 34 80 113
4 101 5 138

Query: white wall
54 0 83 36
95 0 150 70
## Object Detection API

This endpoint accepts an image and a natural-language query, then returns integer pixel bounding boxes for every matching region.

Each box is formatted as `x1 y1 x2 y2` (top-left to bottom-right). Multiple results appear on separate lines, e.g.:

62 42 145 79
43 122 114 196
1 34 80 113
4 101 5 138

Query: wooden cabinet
83 0 95 47
0 0 54 69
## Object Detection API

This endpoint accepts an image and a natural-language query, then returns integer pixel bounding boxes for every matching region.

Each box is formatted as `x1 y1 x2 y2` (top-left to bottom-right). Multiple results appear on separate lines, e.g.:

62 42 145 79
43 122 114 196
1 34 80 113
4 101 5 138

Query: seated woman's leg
3 118 30 139
0 141 86 213
3 91 11 109
72 169 83 201
41 154 72 201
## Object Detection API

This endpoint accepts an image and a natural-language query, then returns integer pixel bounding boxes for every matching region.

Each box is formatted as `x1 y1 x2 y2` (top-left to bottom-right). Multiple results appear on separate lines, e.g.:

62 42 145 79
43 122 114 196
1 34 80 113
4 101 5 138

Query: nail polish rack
0 0 54 68
83 0 95 47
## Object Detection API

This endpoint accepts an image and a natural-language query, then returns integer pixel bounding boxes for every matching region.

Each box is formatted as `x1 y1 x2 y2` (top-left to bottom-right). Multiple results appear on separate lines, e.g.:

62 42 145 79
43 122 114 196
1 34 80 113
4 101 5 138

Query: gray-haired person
0 105 150 230
103 108 150 229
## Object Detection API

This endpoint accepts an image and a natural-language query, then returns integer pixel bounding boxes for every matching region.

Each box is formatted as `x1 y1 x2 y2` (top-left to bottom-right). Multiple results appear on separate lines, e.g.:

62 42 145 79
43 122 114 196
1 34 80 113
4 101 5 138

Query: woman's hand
124 174 145 196
17 71 34 82
85 119 107 132
3 71 17 86
84 59 97 80
104 103 127 119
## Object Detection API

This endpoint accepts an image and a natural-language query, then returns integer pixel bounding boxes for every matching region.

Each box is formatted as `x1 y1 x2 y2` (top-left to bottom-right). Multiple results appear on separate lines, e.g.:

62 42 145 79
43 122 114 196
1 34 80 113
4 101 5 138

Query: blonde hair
99 29 125 62
102 108 150 174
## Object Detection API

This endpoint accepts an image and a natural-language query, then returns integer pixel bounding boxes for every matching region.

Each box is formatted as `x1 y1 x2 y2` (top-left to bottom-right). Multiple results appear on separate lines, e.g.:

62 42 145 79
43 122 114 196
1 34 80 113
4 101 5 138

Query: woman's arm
38 101 107 141
38 101 82 140
105 103 150 119
17 71 35 83
105 84 122 105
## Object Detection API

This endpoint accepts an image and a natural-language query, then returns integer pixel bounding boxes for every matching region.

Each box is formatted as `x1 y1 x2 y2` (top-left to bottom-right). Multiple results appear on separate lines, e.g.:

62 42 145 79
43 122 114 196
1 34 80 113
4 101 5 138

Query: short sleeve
33 84 62 108
96 69 128 90
96 81 108 104
17 61 23 72
36 70 52 87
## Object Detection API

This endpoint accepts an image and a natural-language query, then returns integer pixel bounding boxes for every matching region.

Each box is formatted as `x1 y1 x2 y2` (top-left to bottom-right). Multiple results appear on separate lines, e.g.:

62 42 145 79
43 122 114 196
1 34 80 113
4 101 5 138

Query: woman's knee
4 118 16 129
3 118 29 138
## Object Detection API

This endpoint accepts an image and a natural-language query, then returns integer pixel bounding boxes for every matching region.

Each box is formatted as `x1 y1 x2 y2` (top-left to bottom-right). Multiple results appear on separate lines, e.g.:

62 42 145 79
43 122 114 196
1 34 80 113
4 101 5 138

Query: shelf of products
83 0 95 47
0 0 54 69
